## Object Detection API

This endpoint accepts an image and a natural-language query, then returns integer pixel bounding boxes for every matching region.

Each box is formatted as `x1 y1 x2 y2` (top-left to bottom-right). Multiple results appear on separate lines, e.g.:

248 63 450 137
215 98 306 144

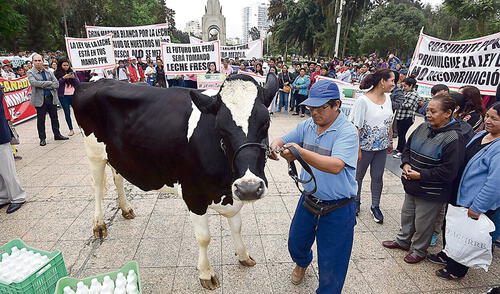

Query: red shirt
128 64 144 83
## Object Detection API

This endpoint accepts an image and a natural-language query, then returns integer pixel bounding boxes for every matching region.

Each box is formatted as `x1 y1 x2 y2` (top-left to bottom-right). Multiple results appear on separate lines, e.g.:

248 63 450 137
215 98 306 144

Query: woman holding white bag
428 102 500 280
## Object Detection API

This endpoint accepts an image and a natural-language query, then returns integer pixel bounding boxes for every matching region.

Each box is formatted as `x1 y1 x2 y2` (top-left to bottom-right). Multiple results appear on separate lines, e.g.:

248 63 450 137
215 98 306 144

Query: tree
170 29 189 43
0 0 27 49
15 0 63 51
444 0 498 36
249 27 261 41
358 2 424 58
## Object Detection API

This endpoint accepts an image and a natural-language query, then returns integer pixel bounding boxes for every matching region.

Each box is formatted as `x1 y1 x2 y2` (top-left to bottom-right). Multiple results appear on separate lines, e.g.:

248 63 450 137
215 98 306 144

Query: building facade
241 2 271 44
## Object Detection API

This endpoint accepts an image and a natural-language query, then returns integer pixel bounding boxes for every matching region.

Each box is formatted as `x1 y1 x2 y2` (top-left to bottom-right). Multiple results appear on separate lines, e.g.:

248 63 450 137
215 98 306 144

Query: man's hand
268 140 281 161
402 163 412 179
281 143 300 162
406 170 421 180
387 144 393 154
467 208 480 220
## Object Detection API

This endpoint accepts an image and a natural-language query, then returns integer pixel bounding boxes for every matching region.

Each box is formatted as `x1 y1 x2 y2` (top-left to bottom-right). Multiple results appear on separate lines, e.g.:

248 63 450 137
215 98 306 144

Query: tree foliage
269 0 500 59
444 0 499 35
358 3 424 57
0 0 179 52
0 0 27 41
249 27 261 41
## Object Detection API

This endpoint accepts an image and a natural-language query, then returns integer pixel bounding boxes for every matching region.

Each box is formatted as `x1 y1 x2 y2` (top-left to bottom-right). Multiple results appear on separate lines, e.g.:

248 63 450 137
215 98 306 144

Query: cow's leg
209 199 255 266
227 211 256 267
111 167 135 219
190 212 220 290
88 159 108 239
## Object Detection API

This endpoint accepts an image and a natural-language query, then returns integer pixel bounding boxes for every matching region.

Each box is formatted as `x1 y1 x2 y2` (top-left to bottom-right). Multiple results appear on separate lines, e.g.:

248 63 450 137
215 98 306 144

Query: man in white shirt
337 65 352 83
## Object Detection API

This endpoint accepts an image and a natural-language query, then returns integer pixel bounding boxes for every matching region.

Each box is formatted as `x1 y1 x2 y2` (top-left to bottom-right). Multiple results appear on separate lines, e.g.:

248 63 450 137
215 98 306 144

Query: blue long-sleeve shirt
388 56 401 70
292 75 310 96
456 131 500 213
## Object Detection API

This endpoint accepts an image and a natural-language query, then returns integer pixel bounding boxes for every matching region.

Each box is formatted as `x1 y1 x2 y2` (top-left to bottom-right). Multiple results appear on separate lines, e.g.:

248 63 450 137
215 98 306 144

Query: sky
167 0 443 39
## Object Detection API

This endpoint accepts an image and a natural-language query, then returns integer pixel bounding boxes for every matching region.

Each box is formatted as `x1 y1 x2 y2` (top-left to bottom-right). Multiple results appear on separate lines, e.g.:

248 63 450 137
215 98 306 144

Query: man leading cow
270 79 359 294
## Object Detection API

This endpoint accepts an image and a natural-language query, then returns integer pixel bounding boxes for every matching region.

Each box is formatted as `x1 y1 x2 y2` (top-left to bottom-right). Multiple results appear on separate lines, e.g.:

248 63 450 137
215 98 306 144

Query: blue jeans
278 91 289 112
59 95 73 130
288 195 356 294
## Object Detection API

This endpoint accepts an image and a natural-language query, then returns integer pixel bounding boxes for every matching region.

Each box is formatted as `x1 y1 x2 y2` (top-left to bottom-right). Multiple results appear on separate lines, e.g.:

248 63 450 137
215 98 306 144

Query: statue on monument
209 28 220 41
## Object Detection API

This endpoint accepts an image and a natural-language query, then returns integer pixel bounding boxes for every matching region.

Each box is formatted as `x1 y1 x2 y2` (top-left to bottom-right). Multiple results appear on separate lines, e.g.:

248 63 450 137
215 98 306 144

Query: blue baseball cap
300 79 341 107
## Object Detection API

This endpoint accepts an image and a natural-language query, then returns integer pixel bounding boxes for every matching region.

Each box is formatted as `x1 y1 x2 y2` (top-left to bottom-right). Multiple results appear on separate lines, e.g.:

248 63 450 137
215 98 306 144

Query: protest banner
409 31 500 95
86 23 169 60
1 76 36 124
161 41 221 75
221 40 263 60
65 35 115 71
197 73 226 90
189 36 202 44
316 75 360 116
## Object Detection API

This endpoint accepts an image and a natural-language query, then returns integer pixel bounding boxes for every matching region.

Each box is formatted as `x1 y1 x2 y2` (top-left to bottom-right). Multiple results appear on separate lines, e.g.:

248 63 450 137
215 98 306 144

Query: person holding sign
206 62 219 74
54 58 80 137
144 61 157 86
155 58 166 88
115 60 130 82
27 54 69 146
127 57 144 83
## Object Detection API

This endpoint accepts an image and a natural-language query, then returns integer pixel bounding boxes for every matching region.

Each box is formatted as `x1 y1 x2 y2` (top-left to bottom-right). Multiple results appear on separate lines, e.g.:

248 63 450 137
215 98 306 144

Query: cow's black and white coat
73 74 278 290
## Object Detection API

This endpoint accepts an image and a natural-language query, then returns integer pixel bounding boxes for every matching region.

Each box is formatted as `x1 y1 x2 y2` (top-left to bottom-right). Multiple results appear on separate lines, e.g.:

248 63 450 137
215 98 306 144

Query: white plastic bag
443 205 496 271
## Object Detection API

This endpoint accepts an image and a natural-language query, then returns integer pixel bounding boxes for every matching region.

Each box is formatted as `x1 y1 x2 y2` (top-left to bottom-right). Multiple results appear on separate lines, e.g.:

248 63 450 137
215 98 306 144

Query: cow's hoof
93 224 108 239
200 274 220 290
121 208 136 219
239 256 256 267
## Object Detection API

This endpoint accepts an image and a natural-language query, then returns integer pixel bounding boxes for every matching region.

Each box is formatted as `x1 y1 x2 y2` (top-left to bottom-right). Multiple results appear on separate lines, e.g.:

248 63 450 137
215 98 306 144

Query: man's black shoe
54 135 69 140
40 139 46 146
0 202 9 209
6 202 25 214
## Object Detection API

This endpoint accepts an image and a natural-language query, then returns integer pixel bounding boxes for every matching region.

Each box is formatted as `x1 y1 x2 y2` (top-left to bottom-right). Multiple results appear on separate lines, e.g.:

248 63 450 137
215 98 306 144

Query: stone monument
202 0 226 45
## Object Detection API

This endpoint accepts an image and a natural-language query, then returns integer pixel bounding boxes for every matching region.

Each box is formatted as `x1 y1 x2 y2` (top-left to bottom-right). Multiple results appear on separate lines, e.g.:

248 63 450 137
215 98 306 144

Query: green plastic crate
54 261 141 294
0 239 68 294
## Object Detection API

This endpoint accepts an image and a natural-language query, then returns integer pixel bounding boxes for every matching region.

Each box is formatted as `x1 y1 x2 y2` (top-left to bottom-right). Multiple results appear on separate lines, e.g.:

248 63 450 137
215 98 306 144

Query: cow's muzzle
234 181 265 200
232 170 266 201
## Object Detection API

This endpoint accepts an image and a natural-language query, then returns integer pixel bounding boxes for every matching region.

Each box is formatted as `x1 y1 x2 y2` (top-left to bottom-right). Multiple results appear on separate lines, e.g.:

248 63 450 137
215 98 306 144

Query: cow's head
189 73 278 201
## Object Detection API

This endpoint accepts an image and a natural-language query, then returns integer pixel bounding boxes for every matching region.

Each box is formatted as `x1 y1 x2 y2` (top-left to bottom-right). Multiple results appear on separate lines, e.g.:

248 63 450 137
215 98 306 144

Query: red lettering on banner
0 77 37 124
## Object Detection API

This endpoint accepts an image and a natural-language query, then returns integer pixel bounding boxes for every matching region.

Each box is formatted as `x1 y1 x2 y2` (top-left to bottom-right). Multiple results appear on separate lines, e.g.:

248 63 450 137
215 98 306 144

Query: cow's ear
190 90 218 114
260 72 279 107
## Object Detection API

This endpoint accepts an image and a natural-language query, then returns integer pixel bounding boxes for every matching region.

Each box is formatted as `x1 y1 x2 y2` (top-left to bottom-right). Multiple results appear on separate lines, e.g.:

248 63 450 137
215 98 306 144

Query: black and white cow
73 74 278 290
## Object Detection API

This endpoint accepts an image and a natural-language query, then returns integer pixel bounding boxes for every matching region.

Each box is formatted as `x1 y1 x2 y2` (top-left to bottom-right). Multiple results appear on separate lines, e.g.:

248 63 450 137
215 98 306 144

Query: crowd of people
0 49 499 293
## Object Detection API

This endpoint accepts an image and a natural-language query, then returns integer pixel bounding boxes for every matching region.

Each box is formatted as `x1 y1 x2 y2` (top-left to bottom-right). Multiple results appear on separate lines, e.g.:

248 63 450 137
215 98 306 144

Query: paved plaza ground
1 110 498 293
